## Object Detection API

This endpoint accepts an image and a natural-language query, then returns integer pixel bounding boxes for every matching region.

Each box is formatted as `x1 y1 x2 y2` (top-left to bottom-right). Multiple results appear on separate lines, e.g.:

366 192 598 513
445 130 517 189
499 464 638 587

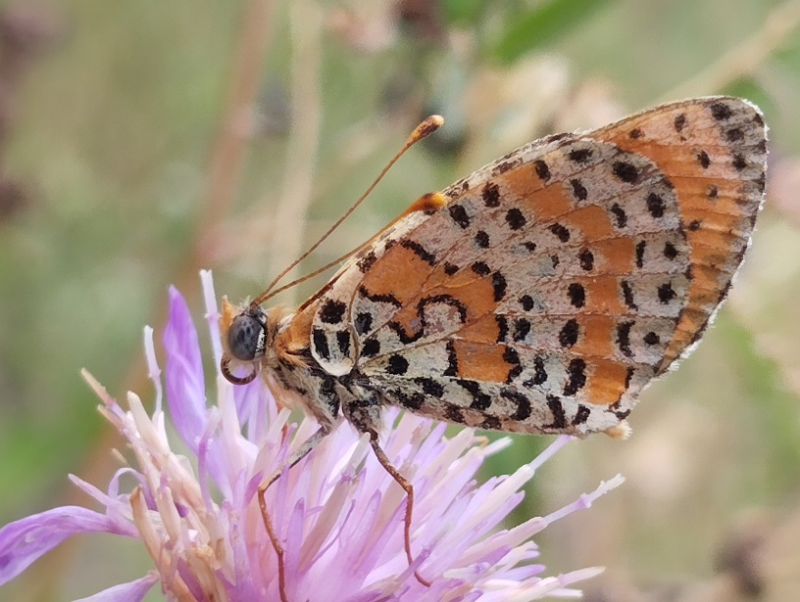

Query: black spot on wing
358 285 402 308
546 395 567 429
457 379 491 411
572 405 591 425
503 346 522 383
420 294 468 323
400 239 436 265
357 251 377 272
710 101 732 120
519 295 534 311
621 280 638 310
336 330 351 356
313 328 330 360
386 321 423 345
482 182 500 207
446 405 465 423
570 178 588 201
559 319 579 348
568 283 586 308
505 208 527 230
492 272 507 301
610 203 627 228
658 282 677 303
361 337 380 357
534 159 550 181
726 127 743 142
415 377 444 397
548 223 570 242
448 203 470 228
579 249 594 271
474 230 490 248
523 356 548 387
647 193 665 218
501 389 532 420
320 299 347 324
393 389 424 410
471 262 491 276
613 161 639 184
496 315 509 342
563 358 586 396
616 321 634 357
512 318 531 342
443 340 458 377
644 331 660 345
355 312 373 335
635 240 646 269
387 354 409 375
568 148 593 163
614 408 632 421
493 160 516 175
755 172 766 193
533 356 548 384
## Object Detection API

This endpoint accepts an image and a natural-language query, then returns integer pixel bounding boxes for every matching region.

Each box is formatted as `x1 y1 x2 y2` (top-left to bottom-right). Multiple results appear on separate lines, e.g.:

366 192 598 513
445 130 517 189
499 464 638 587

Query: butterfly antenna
252 114 444 307
261 242 366 302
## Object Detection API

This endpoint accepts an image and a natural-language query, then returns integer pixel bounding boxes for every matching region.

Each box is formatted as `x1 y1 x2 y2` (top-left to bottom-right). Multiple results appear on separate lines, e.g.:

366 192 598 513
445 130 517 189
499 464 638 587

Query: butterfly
220 96 767 588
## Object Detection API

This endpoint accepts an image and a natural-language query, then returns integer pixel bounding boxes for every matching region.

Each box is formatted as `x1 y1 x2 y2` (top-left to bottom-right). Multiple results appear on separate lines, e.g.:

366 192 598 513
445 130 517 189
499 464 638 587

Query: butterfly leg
343 397 432 587
258 416 343 602
257 488 288 602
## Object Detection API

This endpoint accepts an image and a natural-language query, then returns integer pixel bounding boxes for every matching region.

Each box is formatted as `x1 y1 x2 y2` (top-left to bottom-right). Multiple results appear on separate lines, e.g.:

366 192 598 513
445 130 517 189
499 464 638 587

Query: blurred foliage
492 0 614 63
1 0 800 600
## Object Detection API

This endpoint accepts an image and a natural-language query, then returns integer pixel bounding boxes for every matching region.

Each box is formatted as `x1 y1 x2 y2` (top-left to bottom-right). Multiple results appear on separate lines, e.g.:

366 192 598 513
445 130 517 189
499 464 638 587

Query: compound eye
228 313 265 361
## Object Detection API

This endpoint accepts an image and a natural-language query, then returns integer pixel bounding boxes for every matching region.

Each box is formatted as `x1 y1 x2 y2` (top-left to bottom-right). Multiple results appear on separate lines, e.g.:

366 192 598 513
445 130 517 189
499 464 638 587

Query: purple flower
0 270 623 600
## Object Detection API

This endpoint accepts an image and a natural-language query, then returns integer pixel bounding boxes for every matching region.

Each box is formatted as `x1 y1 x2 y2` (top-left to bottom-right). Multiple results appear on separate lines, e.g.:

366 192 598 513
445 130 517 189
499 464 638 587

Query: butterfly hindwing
307 97 766 435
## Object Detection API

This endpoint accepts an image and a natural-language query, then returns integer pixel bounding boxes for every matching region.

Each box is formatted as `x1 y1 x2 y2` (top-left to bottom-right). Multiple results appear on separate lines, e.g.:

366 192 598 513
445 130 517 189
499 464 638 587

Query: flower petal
0 275 621 599
0 506 135 586
163 286 208 452
72 573 158 602
200 269 223 368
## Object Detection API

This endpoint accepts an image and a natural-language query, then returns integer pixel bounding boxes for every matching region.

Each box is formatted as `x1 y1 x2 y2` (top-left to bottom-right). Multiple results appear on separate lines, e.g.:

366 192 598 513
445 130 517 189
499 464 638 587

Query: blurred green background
1 0 800 600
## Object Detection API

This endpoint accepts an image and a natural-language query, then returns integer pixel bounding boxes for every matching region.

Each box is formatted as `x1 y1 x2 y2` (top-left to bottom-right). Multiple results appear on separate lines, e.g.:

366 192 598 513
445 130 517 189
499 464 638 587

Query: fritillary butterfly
221 96 767 589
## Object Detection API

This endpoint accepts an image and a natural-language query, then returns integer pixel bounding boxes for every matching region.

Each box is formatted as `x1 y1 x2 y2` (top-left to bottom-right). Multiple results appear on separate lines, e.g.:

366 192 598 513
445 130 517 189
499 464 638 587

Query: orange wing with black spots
305 97 766 436
593 98 766 367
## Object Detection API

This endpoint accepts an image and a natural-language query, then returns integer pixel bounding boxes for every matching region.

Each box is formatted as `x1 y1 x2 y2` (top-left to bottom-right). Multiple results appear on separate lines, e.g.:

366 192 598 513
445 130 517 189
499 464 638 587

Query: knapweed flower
0 271 623 601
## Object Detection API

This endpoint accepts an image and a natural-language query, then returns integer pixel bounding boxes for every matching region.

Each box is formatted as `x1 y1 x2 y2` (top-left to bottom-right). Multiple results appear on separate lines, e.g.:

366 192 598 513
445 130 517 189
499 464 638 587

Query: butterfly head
220 298 269 385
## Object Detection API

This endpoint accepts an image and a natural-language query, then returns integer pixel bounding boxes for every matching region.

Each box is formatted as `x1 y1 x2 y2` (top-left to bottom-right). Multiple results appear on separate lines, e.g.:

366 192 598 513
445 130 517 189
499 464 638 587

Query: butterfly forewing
305 96 766 436
593 97 767 367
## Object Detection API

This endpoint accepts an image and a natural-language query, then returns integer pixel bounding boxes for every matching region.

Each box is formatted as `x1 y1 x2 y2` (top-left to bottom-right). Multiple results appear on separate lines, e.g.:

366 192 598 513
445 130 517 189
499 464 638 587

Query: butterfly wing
308 97 766 436
593 97 766 367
